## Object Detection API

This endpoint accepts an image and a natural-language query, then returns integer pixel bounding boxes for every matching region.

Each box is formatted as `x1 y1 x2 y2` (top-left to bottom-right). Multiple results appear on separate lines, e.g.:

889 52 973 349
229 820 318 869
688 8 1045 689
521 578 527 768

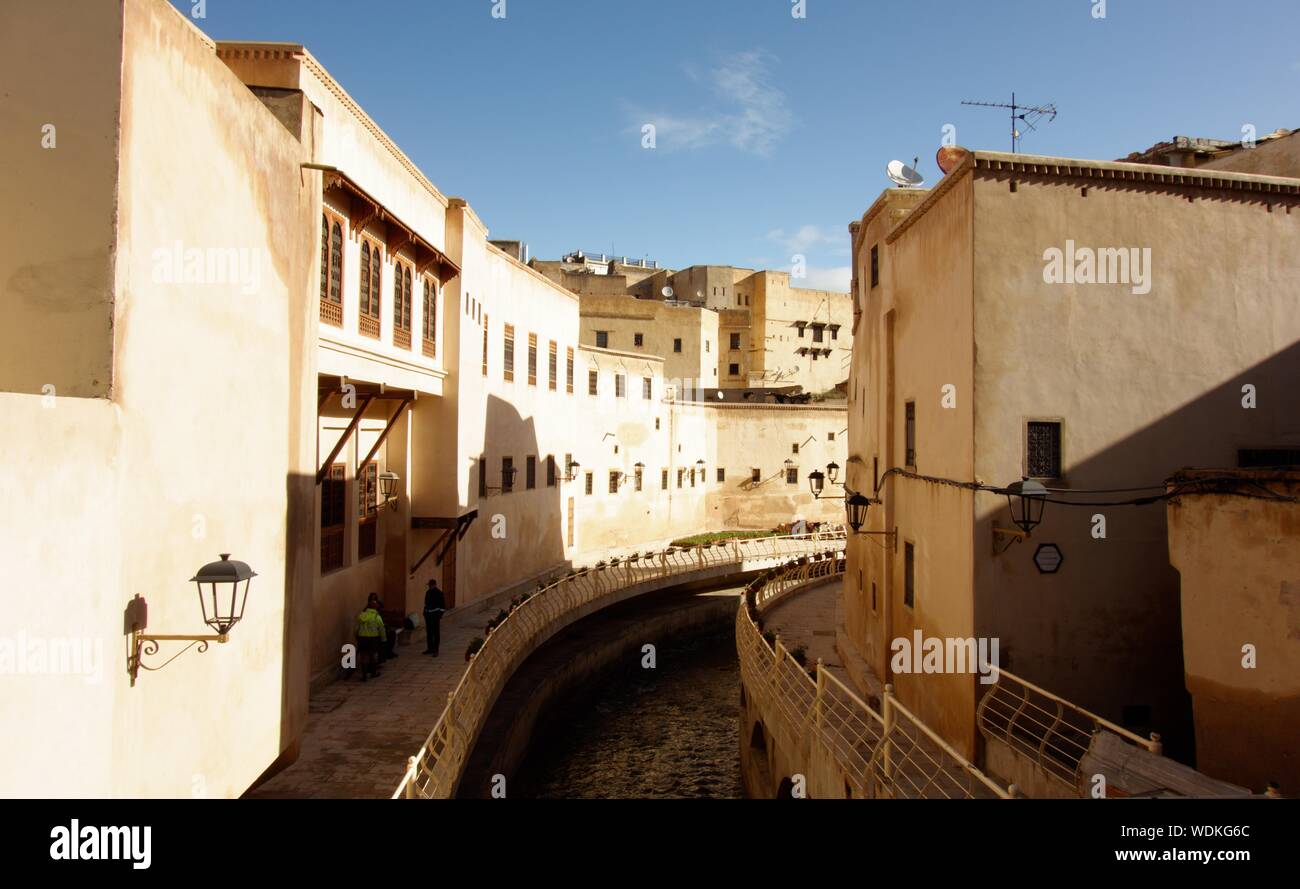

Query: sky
175 0 1299 291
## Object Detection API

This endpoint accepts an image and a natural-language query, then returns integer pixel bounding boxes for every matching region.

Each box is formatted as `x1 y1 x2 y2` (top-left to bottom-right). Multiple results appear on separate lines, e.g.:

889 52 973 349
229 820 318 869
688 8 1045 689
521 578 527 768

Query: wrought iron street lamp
826 462 840 484
563 459 580 482
378 470 400 508
846 492 871 532
129 554 257 686
1005 477 1048 534
808 470 826 498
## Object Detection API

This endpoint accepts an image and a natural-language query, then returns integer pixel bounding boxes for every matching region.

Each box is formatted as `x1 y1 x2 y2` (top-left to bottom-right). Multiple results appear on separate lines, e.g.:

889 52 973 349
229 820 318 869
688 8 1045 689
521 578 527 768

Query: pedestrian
423 579 446 656
355 593 387 681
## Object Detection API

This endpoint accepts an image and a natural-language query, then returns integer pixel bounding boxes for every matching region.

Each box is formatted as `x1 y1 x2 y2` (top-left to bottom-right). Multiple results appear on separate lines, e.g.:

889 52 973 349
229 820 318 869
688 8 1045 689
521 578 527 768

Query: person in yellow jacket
355 593 387 681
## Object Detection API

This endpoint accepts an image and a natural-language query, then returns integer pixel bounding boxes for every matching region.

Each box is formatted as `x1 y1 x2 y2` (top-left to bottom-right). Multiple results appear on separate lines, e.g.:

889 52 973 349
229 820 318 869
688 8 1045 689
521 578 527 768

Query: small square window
751 468 761 483
792 443 799 455
729 333 740 350
634 333 644 347
785 467 798 485
828 431 836 442
584 471 593 495
1027 421 1062 479
596 331 609 348
673 338 682 353
609 471 619 494
716 467 725 483
728 363 740 376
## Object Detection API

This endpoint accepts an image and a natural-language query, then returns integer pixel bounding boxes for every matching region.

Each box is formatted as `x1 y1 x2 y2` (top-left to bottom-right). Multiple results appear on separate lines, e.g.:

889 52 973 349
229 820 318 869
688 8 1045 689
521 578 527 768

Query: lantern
1005 477 1048 535
190 553 256 636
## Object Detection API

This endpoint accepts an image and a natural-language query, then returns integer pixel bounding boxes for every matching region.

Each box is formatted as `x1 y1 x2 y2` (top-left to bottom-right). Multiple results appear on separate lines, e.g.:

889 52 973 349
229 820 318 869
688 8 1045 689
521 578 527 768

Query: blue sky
176 0 1298 290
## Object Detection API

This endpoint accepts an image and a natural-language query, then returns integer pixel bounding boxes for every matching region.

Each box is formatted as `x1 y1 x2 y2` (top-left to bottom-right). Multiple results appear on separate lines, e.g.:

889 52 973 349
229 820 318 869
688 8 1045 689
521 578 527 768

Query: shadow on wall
974 339 1300 765
456 393 569 610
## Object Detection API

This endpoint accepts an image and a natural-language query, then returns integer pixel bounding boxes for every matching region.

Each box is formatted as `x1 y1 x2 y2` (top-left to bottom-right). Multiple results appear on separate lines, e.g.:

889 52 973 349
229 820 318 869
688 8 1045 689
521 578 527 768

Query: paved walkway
247 536 684 799
760 577 851 687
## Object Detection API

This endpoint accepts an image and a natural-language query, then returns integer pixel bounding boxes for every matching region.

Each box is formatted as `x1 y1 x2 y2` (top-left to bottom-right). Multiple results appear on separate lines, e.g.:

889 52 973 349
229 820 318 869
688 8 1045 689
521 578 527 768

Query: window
615 374 626 398
527 333 538 386
661 469 668 490
831 326 839 341
422 277 438 358
596 331 609 349
812 325 824 344
673 338 682 353
320 464 346 573
797 324 806 339
502 457 514 494
870 244 879 288
503 324 515 381
320 213 343 326
751 468 761 484
393 261 413 349
526 455 537 490
566 347 574 394
546 455 557 487
478 457 487 498
792 443 799 455
717 467 725 483
588 369 598 396
828 431 836 442
786 466 798 485
358 463 378 559
634 466 643 491
634 333 644 347
1027 421 1063 478
584 472 593 495
548 341 558 391
905 401 916 466
728 363 739 376
642 377 652 399
705 340 710 353
358 241 382 338
729 333 740 350
481 313 489 376
871 581 877 612
690 469 696 488
655 418 660 430
677 468 684 488
609 471 620 494
904 542 915 607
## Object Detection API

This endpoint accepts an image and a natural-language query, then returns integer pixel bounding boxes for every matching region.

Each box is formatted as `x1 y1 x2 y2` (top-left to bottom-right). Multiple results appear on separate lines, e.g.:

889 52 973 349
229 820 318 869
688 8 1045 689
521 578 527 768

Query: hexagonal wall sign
1033 543 1064 574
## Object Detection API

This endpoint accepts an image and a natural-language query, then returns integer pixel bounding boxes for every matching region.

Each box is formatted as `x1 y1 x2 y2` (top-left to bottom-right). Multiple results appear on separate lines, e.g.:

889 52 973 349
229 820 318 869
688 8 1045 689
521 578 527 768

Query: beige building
0 0 848 796
843 148 1300 762
534 256 853 395
1122 127 1298 178
1166 469 1300 793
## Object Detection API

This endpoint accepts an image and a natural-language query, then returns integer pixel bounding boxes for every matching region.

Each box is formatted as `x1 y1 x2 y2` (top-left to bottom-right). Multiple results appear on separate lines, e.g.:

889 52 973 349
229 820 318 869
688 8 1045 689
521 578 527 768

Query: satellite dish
662 286 674 298
936 145 971 175
886 159 925 188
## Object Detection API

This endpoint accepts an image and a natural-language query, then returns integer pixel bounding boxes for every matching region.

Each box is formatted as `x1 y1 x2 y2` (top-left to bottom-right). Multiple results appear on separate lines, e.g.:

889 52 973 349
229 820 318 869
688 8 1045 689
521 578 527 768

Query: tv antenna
960 93 1057 153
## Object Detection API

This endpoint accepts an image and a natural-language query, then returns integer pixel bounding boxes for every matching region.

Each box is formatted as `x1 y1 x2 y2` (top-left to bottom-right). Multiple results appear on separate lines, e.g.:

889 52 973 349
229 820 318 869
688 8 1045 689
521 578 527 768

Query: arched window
422 277 438 358
358 241 381 338
393 260 413 349
359 242 371 315
319 213 344 326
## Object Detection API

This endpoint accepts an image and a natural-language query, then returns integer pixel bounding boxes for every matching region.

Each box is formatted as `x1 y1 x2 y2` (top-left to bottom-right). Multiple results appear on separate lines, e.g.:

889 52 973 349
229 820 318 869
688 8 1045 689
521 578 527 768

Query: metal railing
738 553 1012 799
394 528 847 798
976 667 1162 788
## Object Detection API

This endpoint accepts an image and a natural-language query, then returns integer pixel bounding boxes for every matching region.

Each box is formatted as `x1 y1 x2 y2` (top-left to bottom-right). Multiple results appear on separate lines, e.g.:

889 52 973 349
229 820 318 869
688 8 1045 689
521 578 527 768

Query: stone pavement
246 536 682 799
760 577 852 686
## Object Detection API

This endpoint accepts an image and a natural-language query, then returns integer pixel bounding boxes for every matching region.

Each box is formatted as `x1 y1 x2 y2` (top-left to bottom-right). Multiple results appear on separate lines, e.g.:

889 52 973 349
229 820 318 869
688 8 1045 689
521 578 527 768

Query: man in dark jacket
423 580 446 656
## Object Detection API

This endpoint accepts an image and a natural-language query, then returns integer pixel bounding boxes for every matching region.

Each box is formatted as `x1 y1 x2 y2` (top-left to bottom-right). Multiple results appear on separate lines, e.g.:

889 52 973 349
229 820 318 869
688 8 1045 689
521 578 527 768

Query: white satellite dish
662 286 674 298
886 158 925 188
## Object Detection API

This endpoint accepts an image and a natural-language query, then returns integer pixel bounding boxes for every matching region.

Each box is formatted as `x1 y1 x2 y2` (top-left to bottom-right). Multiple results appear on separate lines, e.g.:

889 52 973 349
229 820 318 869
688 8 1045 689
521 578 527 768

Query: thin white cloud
767 225 847 255
630 50 793 156
795 266 852 292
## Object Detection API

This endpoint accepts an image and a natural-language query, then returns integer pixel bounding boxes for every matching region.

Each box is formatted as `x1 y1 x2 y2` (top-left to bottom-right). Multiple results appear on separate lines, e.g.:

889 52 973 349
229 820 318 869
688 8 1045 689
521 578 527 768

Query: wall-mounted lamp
993 477 1048 553
826 462 840 484
844 490 896 548
562 459 581 482
128 554 256 686
808 462 845 500
378 470 400 509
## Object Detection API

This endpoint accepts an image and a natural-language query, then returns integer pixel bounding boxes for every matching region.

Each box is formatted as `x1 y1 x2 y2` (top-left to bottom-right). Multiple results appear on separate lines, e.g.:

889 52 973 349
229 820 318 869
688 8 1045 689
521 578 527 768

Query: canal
514 626 741 799
456 584 746 799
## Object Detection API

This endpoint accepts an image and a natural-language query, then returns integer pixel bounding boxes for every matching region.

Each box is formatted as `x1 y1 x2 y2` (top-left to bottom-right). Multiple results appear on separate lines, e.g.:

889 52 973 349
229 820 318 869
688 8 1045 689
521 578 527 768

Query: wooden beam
357 397 411 475
316 394 373 485
409 530 449 577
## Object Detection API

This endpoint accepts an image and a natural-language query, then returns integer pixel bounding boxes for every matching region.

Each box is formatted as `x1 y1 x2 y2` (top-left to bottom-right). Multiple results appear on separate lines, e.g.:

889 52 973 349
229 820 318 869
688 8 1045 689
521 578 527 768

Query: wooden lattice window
320 213 344 326
527 333 537 386
482 314 489 376
503 324 515 381
548 341 558 391
422 276 438 358
359 240 382 339
320 464 346 573
393 261 413 349
642 377 652 399
588 369 598 396
615 374 626 398
905 401 916 467
566 347 574 394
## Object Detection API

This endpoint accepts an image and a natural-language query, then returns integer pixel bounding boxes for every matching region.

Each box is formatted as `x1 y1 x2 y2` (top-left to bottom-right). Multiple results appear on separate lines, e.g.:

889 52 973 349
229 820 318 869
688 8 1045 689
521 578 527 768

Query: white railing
394 528 847 798
976 667 1162 788
738 553 1012 799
